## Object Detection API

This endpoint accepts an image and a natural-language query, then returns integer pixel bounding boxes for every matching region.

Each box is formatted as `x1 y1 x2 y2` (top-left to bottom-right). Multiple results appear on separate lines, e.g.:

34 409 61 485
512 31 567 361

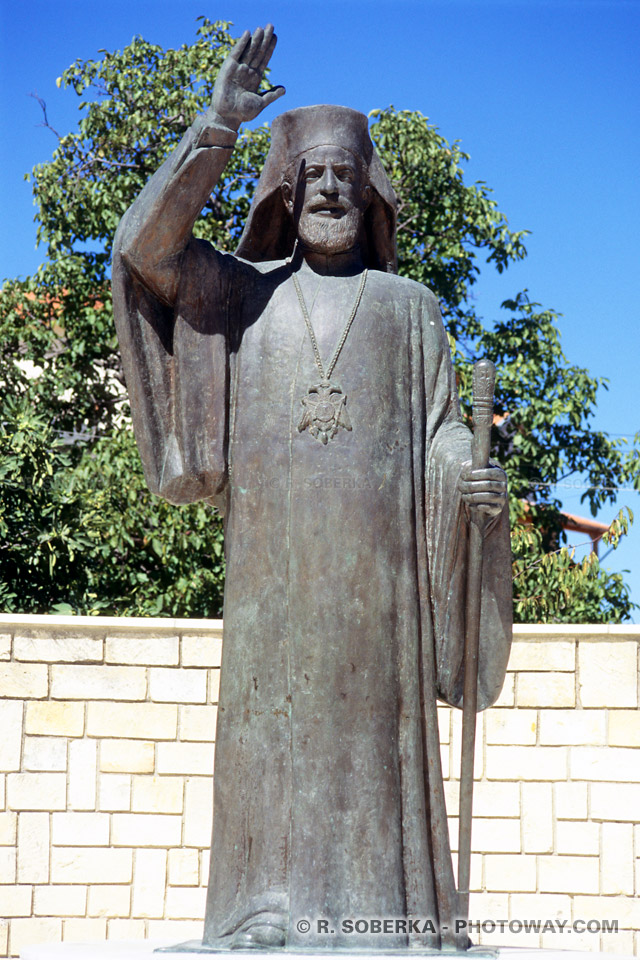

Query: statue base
157 945 496 956
18 943 634 960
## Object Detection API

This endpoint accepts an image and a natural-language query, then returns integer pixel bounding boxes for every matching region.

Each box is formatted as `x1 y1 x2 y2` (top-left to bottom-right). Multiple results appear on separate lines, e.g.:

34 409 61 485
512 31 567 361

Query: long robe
112 120 512 952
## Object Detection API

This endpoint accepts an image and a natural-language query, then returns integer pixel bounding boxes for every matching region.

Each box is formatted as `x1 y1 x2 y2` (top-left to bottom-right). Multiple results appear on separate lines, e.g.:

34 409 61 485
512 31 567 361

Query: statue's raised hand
212 25 285 130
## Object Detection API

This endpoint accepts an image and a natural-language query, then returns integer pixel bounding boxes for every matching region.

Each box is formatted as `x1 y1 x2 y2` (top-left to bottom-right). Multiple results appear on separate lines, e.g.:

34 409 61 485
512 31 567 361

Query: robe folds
112 130 512 953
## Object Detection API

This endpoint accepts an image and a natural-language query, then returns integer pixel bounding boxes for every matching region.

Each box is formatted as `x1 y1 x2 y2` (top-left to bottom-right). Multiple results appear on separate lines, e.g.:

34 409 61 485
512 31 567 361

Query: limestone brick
516 672 575 708
132 775 184 814
0 884 32 916
0 700 23 771
0 633 10 660
0 846 16 883
471 817 521 853
183 776 214 849
521 782 553 853
571 745 640 782
181 635 222 668
601 930 636 955
555 781 587 819
555 819 599 856
87 702 177 739
485 745 566 781
571 894 640 927
510 892 572 921
52 811 110 846
601 821 634 895
25 700 85 737
484 854 536 892
443 779 458 815
0 811 17 845
474 781 520 818
68 738 97 810
179 705 218 742
146 919 202 940
99 773 132 812
508 640 575 672
437 707 451 744
608 709 640 746
107 918 146 939
485 708 537 745
0 662 48 699
165 884 207 920
590 781 640 821
480 926 540 949
540 928 598 952
34 884 87 916
17 812 50 882
200 849 210 887
23 736 67 772
538 855 599 894
439 741 449 779
87 884 131 917
538 708 606 745
209 669 221 704
0 919 7 957
451 711 484 779
168 848 200 886
9 918 62 955
100 739 155 774
467 890 509 921
149 667 208 704
51 664 146 701
446 817 457 853
63 917 107 940
111 812 182 848
578 640 637 707
105 635 178 666
157 741 215 776
51 847 133 884
492 672 514 707
14 634 103 663
8 773 66 811
132 848 167 918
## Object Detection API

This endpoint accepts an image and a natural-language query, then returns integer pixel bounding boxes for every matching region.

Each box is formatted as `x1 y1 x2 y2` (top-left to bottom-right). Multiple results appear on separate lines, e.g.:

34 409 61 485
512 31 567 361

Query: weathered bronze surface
112 25 512 954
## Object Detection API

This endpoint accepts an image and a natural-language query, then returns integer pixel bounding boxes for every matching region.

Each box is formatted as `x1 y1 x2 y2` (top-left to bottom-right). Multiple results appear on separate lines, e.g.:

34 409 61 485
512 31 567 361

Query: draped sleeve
420 288 513 711
111 114 241 512
112 235 235 511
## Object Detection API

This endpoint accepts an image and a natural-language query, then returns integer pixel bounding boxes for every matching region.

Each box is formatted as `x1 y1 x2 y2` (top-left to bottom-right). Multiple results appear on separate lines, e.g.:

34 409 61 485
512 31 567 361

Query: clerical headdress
235 105 397 273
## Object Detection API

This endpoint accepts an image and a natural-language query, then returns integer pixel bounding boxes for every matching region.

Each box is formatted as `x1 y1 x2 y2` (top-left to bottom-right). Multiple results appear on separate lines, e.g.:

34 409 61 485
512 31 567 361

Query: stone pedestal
18 943 635 960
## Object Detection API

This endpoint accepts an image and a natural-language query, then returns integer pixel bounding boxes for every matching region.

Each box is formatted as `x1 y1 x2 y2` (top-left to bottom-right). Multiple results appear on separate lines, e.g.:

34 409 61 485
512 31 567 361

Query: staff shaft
458 359 495 935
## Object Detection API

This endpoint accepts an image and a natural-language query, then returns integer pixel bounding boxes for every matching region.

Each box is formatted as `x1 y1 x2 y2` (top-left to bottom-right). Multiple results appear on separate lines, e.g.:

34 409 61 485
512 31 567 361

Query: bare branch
29 93 61 139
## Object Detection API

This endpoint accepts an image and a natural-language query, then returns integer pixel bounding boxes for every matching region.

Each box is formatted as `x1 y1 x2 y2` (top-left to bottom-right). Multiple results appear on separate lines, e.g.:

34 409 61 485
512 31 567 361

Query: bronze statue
112 25 512 953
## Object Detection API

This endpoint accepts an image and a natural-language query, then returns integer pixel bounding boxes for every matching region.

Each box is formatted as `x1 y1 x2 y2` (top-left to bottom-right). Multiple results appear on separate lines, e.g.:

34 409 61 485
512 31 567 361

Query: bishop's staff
458 358 496 935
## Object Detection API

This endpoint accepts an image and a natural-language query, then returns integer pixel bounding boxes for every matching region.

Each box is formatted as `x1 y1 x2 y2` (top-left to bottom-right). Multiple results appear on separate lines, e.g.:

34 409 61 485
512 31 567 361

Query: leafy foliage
1 20 638 620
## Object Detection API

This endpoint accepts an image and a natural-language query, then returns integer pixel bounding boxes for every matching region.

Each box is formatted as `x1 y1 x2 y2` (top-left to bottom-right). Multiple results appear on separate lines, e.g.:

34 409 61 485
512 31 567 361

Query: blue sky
1 0 639 615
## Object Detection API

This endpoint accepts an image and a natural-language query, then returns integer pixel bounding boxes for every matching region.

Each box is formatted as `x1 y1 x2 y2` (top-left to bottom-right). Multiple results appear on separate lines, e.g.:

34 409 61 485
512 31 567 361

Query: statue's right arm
115 118 237 305
112 27 284 507
116 25 285 304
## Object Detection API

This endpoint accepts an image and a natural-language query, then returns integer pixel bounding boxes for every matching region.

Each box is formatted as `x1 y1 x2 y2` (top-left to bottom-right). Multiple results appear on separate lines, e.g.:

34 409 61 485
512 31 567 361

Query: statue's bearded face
282 145 371 255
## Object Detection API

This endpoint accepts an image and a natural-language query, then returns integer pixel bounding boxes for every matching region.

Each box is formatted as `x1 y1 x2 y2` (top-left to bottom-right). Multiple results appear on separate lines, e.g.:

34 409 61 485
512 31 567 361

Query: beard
296 207 363 256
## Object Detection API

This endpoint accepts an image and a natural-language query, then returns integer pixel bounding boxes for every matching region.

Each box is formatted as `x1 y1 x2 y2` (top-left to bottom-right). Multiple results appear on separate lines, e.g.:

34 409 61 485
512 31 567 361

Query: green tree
1 19 637 619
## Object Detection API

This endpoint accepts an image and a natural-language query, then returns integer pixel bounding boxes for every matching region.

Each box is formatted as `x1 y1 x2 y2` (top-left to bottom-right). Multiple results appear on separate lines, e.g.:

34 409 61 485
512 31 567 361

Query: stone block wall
0 617 638 957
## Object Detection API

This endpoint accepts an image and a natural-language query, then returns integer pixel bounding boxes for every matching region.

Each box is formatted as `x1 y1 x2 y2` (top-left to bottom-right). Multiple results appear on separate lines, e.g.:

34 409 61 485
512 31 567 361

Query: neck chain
292 268 368 444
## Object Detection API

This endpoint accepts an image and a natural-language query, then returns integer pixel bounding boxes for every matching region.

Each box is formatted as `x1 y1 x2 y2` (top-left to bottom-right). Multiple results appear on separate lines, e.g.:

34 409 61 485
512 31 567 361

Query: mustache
307 198 349 214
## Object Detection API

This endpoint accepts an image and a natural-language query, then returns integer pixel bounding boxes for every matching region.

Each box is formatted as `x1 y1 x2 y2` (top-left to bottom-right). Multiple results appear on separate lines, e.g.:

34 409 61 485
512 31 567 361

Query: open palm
212 24 285 129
